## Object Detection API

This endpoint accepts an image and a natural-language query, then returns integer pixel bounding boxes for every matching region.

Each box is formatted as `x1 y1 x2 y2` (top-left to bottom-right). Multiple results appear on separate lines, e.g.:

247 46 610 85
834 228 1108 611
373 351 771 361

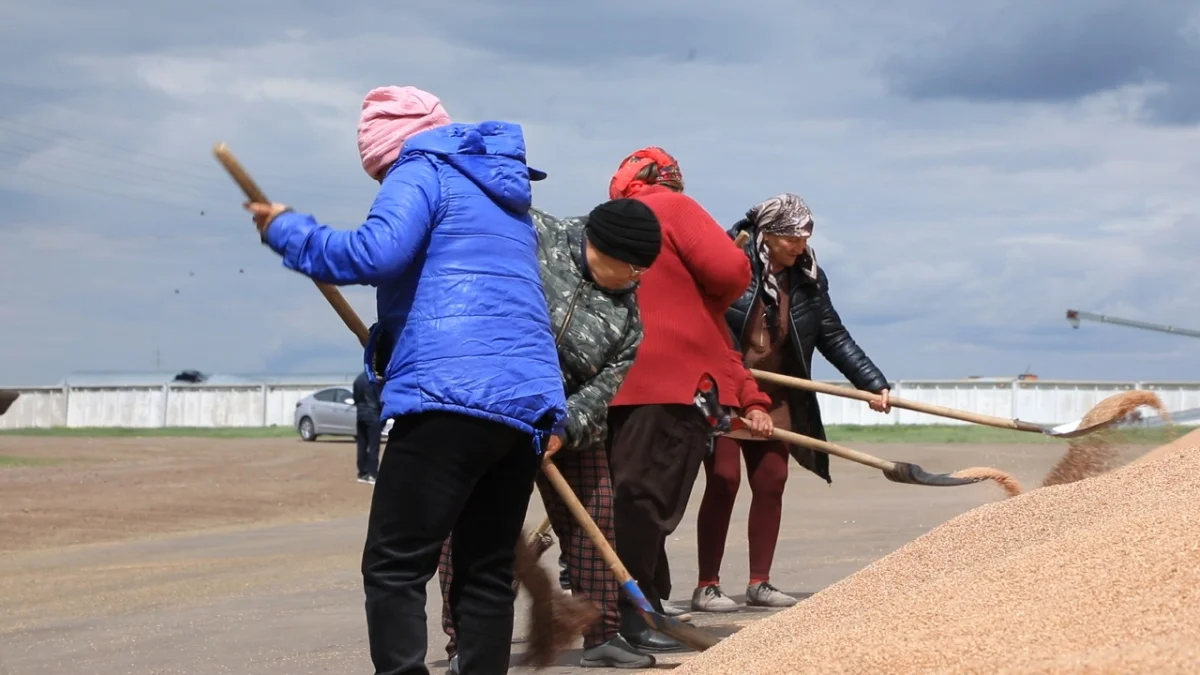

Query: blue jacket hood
400 121 541 214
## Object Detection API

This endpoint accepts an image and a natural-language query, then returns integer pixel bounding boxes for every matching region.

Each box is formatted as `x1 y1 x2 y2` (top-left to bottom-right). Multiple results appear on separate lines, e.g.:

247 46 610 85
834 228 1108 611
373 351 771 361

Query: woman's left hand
869 388 892 414
244 201 290 238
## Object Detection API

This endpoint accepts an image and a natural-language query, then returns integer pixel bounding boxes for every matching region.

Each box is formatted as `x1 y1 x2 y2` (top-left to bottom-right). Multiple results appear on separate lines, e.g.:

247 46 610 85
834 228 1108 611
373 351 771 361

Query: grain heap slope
677 443 1200 675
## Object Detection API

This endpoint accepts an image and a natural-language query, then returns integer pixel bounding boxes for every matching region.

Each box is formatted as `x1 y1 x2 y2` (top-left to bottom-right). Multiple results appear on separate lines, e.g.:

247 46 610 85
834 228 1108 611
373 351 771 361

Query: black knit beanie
585 198 662 268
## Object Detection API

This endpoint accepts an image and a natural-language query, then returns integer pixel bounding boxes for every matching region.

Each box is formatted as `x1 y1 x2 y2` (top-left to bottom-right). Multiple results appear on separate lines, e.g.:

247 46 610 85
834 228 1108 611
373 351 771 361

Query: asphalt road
0 442 1073 674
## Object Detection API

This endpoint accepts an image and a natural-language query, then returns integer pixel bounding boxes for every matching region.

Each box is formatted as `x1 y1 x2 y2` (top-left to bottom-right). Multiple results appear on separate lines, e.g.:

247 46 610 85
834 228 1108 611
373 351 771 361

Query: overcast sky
3 0 1200 385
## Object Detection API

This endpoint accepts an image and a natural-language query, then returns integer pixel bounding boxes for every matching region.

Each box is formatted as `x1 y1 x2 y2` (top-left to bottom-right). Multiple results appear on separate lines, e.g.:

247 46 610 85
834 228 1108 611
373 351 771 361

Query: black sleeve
812 269 889 392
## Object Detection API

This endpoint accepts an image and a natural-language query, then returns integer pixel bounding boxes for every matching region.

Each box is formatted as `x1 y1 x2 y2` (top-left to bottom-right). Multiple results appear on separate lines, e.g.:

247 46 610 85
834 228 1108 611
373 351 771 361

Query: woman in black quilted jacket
689 193 893 615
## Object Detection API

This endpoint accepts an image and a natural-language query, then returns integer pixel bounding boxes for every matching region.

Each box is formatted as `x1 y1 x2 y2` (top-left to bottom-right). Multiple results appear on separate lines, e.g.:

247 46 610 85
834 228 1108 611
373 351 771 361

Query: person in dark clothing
691 192 892 614
353 370 383 484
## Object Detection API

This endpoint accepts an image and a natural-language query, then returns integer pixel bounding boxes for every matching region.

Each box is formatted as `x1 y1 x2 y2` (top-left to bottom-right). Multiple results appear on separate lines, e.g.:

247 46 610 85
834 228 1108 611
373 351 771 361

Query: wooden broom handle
540 461 636 584
213 143 371 346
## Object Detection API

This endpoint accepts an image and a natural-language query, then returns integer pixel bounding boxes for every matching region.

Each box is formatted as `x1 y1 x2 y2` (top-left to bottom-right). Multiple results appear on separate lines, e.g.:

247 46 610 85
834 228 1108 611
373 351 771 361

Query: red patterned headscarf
608 146 684 199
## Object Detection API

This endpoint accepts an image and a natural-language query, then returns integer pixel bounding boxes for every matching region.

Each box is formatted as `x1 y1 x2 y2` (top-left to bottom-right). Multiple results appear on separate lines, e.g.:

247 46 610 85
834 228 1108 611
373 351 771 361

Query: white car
293 386 391 441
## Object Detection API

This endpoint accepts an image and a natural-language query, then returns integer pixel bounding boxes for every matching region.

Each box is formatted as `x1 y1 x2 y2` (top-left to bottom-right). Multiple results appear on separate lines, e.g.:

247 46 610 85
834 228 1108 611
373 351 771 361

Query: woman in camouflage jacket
438 199 664 670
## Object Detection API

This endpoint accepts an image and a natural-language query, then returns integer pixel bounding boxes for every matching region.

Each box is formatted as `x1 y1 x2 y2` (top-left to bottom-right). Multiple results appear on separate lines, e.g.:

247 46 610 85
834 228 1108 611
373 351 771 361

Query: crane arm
1066 309 1200 339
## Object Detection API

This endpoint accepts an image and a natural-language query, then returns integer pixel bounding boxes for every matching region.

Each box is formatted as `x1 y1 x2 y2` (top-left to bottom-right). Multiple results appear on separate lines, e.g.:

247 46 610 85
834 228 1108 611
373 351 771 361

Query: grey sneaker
746 581 797 608
448 653 460 674
580 635 656 669
690 584 739 613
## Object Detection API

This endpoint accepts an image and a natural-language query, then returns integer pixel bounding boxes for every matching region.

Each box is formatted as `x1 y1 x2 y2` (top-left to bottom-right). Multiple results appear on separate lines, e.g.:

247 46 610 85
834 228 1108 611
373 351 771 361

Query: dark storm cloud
881 2 1200 124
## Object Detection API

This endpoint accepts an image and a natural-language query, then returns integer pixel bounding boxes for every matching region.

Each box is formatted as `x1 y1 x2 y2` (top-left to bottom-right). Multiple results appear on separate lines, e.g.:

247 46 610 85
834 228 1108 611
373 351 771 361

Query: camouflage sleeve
562 310 643 451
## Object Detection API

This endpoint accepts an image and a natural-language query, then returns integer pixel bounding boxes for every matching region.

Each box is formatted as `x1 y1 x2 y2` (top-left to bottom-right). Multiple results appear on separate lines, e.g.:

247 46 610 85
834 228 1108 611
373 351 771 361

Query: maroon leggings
696 436 790 585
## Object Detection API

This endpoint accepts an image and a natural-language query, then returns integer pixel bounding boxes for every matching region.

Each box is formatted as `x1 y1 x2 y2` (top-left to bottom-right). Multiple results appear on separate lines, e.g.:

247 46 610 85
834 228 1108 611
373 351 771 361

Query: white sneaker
690 584 739 613
745 581 797 608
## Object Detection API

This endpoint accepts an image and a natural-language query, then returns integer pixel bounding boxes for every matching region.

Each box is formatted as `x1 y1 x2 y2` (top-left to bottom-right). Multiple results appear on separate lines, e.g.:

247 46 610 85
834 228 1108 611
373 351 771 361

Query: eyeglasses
629 264 646 277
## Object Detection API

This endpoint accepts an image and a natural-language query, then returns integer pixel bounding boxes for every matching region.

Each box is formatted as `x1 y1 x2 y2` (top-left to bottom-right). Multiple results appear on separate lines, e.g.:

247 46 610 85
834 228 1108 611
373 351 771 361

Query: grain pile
676 440 1200 675
1131 426 1200 466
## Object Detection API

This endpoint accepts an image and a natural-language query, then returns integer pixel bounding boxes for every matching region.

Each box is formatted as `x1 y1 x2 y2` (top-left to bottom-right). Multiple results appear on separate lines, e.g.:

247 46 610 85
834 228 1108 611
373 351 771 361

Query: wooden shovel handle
540 461 635 584
741 420 896 472
212 142 372 347
213 142 270 204
750 369 1044 434
314 284 371 347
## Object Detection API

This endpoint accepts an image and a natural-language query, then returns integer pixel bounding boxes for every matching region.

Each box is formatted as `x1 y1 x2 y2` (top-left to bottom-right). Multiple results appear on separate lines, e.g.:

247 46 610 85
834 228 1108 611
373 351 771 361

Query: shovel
727 417 987 487
0 390 18 416
750 369 1123 439
539 460 720 651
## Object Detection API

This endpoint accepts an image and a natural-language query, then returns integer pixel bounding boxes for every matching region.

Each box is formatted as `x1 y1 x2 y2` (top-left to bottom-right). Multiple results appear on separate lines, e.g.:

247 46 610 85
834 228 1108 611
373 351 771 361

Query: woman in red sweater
604 147 775 654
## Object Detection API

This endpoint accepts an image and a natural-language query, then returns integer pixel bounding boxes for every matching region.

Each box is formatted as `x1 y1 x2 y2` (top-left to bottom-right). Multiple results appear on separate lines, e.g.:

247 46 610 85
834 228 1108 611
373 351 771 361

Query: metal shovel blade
1038 403 1167 438
618 578 720 651
1039 417 1115 438
1048 404 1200 436
636 603 721 651
882 462 987 487
0 390 18 416
727 419 988 489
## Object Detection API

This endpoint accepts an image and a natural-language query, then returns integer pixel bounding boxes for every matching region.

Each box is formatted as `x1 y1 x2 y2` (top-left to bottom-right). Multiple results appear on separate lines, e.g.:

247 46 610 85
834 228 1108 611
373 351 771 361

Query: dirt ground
0 435 1153 674
0 437 373 553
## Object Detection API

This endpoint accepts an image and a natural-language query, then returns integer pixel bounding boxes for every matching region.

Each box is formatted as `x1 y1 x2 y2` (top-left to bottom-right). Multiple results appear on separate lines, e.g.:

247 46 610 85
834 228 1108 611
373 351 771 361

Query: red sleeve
731 346 771 412
664 195 752 306
719 319 772 412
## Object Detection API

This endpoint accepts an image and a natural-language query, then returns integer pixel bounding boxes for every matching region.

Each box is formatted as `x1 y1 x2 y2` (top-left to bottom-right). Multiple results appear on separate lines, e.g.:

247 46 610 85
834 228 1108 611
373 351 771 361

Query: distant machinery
1066 309 1200 340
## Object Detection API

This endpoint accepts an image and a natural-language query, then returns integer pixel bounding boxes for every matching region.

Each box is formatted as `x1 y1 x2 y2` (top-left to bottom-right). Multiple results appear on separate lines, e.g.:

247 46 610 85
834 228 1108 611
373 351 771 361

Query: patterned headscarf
745 193 818 305
608 146 684 199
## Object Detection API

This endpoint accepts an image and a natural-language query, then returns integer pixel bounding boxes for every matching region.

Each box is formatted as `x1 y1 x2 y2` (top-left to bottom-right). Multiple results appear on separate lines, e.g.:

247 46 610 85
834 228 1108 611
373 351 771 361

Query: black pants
356 418 382 478
606 404 709 623
654 545 672 602
361 411 539 675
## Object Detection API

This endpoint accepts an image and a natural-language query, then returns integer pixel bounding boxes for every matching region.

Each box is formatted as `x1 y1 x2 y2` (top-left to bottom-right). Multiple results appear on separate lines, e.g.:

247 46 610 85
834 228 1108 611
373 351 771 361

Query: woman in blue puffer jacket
244 85 568 675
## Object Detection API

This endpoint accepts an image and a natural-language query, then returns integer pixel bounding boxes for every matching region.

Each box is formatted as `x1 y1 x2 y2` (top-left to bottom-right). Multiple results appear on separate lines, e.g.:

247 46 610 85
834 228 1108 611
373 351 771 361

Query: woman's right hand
244 201 291 238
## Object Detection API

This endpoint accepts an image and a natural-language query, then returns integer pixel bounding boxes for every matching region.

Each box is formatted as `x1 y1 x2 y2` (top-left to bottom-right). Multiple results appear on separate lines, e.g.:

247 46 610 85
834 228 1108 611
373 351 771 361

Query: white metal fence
3 380 1200 430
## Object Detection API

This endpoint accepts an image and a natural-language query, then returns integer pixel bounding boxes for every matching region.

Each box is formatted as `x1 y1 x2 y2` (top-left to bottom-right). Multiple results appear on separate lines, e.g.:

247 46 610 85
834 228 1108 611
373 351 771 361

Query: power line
0 117 373 218
0 116 364 193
